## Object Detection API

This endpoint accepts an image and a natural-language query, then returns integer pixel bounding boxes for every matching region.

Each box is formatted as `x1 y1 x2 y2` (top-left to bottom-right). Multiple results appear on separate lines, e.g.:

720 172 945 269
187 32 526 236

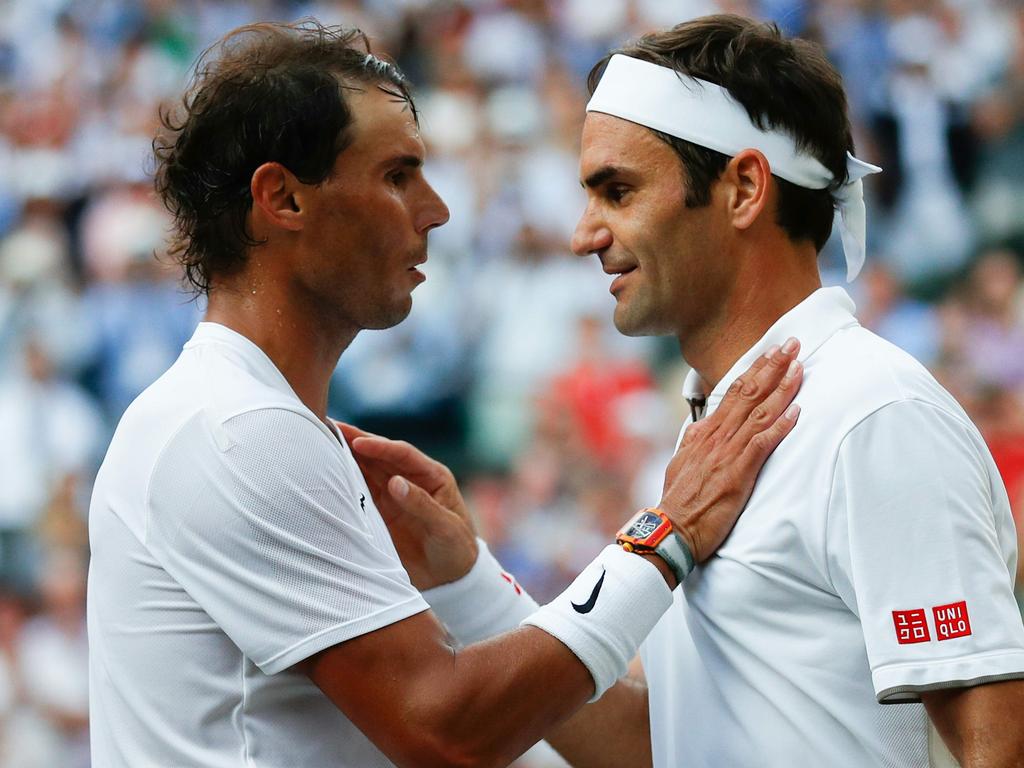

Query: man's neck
680 256 821 395
203 282 356 421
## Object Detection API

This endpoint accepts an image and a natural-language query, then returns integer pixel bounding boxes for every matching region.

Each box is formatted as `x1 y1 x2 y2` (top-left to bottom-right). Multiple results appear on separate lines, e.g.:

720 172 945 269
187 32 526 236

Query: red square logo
933 601 971 641
892 608 931 644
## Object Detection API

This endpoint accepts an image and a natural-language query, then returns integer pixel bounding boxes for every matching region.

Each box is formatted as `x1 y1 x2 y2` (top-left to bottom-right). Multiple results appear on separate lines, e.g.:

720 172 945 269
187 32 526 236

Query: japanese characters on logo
892 600 972 645
892 609 930 645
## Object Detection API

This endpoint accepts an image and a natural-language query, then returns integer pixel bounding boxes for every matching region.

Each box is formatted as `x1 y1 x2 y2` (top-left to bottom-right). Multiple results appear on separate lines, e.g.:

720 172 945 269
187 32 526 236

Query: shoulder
802 324 967 434
114 339 318 458
97 342 333 524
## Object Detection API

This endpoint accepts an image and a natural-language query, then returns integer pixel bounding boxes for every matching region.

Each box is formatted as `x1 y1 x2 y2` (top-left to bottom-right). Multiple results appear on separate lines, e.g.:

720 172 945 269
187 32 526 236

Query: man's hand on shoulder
336 421 478 589
659 338 803 566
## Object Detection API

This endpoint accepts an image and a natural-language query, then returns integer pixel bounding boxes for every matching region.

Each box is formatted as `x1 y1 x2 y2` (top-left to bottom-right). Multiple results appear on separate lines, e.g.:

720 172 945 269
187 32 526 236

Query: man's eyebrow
582 165 621 189
389 155 423 168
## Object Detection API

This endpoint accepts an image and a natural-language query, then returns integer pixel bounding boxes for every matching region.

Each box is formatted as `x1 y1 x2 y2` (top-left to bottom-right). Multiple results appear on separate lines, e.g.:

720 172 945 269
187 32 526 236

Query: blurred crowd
1 0 1023 764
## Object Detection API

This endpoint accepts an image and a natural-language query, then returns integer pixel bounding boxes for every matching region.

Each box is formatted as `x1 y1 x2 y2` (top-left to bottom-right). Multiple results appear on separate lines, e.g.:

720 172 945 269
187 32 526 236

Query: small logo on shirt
933 600 972 641
500 571 522 596
892 608 930 644
892 600 972 645
359 493 366 511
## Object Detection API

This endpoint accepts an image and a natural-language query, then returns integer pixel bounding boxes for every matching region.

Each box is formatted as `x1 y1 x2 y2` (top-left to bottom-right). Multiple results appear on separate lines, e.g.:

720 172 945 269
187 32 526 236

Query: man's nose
418 183 450 234
571 211 612 257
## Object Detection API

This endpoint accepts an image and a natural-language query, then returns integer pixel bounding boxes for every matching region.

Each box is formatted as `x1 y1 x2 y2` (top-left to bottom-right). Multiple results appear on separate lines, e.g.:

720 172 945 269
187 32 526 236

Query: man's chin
613 311 673 339
612 306 652 338
364 296 414 330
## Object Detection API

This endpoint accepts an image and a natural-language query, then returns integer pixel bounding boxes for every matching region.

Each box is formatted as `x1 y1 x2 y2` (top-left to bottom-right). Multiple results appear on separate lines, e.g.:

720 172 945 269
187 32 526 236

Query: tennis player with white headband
345 14 1024 768
586 52 882 282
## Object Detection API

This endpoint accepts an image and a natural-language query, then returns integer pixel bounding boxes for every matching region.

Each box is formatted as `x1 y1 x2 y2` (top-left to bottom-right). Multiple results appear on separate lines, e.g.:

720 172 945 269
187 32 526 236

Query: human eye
605 183 631 204
387 169 408 186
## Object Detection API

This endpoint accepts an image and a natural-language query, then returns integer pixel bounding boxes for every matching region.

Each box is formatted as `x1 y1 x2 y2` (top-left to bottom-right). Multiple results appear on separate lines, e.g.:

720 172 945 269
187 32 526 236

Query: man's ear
251 162 304 232
723 149 771 232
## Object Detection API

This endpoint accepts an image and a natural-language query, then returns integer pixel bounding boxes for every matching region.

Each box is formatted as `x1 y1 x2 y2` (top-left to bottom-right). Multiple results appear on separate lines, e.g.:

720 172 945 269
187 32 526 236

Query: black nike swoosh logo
571 568 606 614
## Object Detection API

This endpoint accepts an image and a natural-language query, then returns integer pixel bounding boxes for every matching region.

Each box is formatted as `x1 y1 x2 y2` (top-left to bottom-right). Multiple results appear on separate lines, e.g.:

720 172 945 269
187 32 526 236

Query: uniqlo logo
933 600 972 641
892 609 930 644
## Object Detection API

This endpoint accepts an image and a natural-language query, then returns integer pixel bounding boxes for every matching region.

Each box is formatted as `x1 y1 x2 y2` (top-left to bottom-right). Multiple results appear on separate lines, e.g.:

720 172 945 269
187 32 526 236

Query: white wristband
522 545 673 702
421 539 540 646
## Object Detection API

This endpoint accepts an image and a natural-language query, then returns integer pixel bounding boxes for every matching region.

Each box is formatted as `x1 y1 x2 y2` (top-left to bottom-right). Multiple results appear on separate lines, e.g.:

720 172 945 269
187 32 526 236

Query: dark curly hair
153 21 416 295
588 14 853 252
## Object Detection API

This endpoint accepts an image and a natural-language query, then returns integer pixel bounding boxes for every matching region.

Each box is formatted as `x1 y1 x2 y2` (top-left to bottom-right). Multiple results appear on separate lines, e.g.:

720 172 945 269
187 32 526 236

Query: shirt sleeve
826 399 1024 703
144 407 428 674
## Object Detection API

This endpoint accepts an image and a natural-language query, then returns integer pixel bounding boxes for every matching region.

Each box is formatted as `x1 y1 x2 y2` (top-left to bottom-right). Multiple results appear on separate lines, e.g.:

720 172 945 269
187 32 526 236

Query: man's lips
605 264 637 295
407 254 428 283
602 260 636 276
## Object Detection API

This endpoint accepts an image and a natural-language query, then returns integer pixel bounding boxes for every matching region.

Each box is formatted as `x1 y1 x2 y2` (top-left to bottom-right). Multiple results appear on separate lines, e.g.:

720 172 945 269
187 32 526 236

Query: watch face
627 511 662 539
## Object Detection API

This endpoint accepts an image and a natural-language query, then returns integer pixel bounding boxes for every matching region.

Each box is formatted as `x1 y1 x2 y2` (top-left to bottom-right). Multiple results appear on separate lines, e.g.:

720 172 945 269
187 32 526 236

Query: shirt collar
184 321 300 400
682 286 859 418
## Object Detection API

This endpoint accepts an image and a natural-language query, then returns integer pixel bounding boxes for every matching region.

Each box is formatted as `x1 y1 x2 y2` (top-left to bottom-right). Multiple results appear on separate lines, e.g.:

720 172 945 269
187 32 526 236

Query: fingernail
785 403 801 420
391 476 409 499
781 337 799 355
785 360 800 380
765 344 781 359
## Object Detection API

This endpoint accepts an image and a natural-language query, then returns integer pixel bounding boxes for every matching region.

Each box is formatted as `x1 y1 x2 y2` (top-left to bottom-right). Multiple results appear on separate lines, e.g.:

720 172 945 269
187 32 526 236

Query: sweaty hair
588 14 853 251
154 21 415 295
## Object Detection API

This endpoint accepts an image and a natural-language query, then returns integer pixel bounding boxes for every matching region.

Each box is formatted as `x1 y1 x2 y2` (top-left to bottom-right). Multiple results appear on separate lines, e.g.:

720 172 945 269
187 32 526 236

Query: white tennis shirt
88 322 427 767
642 287 1024 768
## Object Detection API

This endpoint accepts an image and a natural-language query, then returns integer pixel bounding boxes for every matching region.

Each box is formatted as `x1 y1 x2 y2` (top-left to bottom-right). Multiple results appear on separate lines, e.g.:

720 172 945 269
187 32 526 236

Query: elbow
423 745 500 768
394 700 513 768
394 733 507 768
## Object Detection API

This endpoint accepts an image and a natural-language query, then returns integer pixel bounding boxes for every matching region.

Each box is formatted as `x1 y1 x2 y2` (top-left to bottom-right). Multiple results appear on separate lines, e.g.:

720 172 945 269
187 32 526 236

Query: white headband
587 54 882 281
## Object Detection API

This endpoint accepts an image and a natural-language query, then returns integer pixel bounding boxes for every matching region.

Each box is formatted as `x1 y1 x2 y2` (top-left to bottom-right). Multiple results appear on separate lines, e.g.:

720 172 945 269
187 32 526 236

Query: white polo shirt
642 287 1024 768
88 322 427 767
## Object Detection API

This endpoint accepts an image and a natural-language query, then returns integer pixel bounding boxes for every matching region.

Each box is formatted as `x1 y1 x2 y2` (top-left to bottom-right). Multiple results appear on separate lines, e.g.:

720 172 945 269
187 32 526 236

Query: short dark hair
154 21 415 295
588 14 853 251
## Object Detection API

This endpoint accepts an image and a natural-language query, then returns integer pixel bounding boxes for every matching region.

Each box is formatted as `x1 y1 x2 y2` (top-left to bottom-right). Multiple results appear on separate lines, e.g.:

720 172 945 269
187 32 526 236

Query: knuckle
747 403 772 428
748 431 772 454
683 421 706 442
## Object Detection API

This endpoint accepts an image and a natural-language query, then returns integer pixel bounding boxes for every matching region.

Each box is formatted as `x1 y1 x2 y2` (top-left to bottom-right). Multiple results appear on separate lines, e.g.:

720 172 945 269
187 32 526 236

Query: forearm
311 546 670 768
310 617 593 768
923 680 1024 768
543 670 651 768
421 543 661 768
422 550 666 767
419 627 596 768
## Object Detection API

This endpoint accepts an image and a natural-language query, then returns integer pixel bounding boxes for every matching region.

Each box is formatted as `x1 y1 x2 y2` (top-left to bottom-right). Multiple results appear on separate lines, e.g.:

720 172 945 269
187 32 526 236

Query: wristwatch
616 508 695 584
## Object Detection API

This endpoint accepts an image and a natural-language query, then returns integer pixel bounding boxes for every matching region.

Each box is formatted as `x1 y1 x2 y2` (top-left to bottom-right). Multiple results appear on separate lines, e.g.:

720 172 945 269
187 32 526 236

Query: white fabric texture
829 400 1024 702
523 545 673 701
586 54 882 281
88 322 427 768
421 538 539 646
643 287 1024 768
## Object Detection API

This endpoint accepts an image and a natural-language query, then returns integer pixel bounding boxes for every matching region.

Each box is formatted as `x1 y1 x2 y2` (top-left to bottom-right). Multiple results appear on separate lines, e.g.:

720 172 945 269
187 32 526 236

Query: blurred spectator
970 384 1024 598
0 206 93 375
971 2 1024 249
869 7 981 286
18 549 89 768
1 2 1023 764
946 247 1024 391
855 261 942 365
545 314 656 468
77 184 201 418
0 340 102 591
